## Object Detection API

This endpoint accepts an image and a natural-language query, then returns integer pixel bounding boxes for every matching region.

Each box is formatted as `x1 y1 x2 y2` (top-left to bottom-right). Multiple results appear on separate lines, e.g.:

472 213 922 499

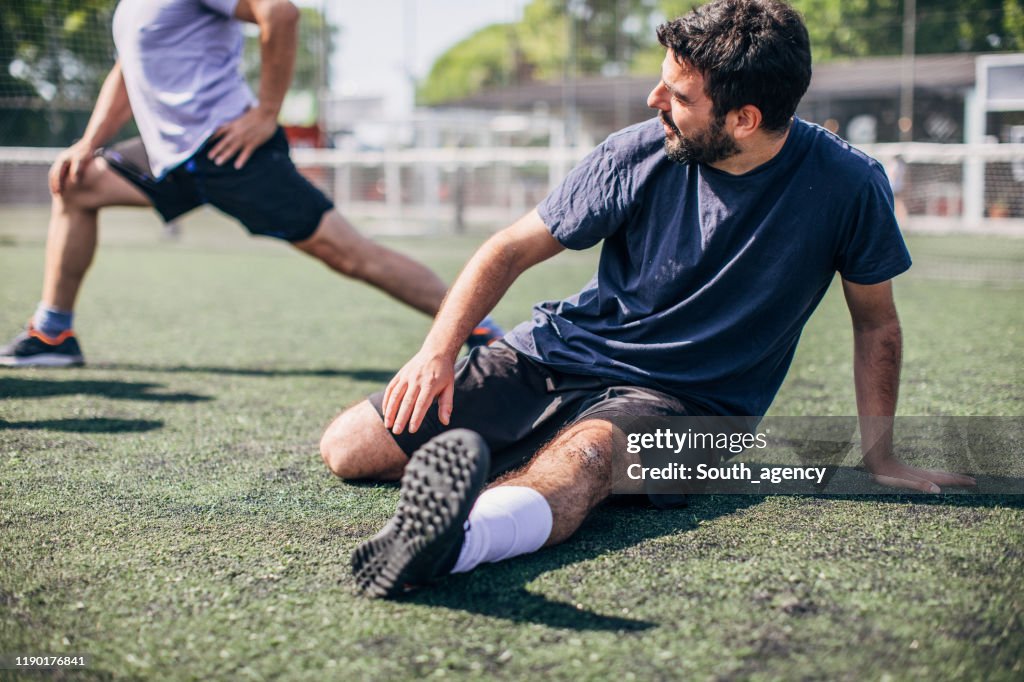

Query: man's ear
729 104 763 141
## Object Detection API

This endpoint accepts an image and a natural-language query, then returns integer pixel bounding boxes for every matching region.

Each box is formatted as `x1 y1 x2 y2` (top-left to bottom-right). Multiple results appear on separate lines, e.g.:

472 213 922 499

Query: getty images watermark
609 416 1024 495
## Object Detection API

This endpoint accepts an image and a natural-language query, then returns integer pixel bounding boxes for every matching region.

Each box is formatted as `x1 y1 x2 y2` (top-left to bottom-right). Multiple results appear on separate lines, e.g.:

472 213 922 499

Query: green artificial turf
1 208 1022 680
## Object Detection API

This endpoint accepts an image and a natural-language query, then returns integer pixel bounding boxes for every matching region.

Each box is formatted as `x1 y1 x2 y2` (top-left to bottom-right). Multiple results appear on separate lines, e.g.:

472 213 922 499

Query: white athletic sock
451 485 553 574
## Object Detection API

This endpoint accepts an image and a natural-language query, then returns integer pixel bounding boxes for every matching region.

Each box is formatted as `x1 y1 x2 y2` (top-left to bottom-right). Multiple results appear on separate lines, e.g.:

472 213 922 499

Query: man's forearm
252 1 298 118
421 210 564 361
80 62 132 149
381 210 563 434
842 280 974 491
421 235 526 360
852 320 902 465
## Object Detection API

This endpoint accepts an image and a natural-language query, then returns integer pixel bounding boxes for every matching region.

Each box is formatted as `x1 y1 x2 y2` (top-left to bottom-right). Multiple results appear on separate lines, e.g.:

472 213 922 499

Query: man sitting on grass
320 0 976 598
0 0 501 368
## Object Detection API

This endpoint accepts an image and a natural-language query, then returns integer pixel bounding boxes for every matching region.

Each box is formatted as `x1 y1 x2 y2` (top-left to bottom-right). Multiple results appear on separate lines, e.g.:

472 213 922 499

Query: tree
0 0 117 144
1 0 116 104
655 0 1023 59
418 0 661 106
417 23 522 105
1 2 336 145
419 0 1024 106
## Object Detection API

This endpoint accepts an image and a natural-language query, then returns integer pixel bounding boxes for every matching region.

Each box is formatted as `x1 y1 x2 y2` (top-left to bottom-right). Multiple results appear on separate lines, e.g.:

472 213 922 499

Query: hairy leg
293 210 449 316
494 419 618 546
42 157 150 311
320 400 409 481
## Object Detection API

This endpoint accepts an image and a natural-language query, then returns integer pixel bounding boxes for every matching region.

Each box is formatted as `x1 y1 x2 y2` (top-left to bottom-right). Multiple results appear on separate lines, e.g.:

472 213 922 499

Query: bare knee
50 157 132 213
319 407 369 478
319 400 407 481
51 185 92 215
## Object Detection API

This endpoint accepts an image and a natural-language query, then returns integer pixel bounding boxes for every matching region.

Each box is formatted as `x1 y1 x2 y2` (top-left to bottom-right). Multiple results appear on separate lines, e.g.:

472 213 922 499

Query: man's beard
661 111 740 166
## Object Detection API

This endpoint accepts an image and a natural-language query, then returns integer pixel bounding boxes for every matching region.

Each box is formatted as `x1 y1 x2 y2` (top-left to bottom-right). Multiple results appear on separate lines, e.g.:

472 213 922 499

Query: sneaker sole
0 354 84 367
351 429 490 598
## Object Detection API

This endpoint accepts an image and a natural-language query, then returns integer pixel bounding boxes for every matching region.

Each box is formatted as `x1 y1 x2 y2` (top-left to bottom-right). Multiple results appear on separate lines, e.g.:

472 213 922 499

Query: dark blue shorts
100 127 334 242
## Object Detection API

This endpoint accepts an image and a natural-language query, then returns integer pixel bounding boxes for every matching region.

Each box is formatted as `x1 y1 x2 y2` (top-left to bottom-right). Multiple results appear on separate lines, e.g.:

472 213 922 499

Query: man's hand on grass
865 457 976 493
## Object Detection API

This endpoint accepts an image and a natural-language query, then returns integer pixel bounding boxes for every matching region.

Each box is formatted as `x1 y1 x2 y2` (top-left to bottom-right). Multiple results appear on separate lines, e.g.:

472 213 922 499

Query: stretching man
321 0 976 598
1 0 501 367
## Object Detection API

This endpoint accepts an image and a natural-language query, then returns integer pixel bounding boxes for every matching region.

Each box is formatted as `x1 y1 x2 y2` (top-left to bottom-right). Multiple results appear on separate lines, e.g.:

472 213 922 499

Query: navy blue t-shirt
503 117 912 417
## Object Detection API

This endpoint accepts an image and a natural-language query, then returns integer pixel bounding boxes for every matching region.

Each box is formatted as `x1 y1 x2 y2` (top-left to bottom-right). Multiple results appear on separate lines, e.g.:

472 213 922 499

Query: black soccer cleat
351 429 490 598
0 325 85 367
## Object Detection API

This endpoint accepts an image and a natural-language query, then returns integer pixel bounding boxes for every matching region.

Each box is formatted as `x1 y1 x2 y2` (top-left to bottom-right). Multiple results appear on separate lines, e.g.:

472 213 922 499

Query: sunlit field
2 206 1021 680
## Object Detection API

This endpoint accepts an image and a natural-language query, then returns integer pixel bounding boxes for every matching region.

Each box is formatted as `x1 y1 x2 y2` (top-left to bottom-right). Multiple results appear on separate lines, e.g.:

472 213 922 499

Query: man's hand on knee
50 141 98 195
382 350 458 435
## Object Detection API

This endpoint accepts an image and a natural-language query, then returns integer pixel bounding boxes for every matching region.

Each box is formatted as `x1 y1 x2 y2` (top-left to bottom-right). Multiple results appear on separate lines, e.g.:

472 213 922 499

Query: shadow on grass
100 362 395 383
379 486 1023 631
849 471 1024 496
0 417 164 433
817 489 1024 507
681 461 1024 496
402 495 763 632
0 376 211 402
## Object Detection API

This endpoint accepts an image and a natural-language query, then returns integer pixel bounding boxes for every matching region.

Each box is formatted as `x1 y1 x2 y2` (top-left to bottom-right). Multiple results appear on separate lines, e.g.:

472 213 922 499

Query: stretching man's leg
0 157 150 367
292 210 502 341
196 127 500 339
293 211 448 317
42 157 151 311
3 148 503 367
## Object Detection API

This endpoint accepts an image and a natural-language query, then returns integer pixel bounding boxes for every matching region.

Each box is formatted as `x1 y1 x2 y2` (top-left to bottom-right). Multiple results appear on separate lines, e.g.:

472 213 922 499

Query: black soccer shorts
368 342 715 491
99 127 334 242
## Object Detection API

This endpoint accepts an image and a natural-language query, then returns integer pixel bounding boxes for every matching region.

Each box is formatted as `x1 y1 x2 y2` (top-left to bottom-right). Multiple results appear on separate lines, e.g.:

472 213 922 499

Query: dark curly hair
656 0 811 133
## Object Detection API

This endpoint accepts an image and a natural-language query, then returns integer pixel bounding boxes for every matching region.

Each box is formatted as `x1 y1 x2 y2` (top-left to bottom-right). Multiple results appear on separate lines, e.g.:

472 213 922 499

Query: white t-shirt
112 0 255 177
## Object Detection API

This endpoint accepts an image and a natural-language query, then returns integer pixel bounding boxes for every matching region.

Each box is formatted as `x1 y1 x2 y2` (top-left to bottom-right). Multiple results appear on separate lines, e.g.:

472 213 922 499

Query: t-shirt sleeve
201 0 240 17
537 141 631 250
835 163 912 284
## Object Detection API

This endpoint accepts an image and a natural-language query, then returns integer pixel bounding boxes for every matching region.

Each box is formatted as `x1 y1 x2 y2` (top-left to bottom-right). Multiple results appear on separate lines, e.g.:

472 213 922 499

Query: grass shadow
377 486 1023 631
816 490 1024 507
679 461 1024 496
99 362 395 383
0 417 164 433
402 495 763 632
0 376 211 403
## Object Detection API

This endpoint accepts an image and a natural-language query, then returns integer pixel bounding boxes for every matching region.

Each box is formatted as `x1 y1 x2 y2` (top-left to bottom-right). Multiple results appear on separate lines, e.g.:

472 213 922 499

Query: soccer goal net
863 142 1024 235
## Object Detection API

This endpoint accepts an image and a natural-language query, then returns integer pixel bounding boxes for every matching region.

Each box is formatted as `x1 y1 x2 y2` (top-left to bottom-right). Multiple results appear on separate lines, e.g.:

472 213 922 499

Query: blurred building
435 53 1023 146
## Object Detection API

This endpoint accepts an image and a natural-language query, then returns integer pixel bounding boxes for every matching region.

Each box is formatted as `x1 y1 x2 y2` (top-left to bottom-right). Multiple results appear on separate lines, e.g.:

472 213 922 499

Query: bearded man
320 0 975 598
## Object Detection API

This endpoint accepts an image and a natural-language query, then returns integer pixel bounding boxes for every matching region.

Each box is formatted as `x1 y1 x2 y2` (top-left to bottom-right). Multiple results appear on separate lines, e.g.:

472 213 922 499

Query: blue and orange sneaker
465 316 504 351
0 325 85 367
